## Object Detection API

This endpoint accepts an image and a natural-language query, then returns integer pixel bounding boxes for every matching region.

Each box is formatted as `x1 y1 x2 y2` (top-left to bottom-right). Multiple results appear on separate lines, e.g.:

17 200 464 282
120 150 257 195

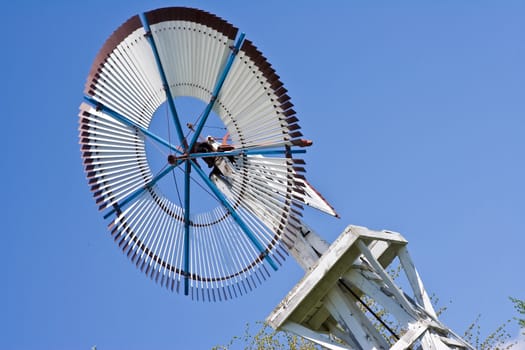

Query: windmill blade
79 7 316 300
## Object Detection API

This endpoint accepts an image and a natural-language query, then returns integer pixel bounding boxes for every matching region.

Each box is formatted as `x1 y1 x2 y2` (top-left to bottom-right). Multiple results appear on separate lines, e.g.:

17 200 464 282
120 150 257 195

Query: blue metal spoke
183 161 191 295
84 96 182 154
103 161 182 219
140 14 187 150
188 33 246 151
190 160 278 271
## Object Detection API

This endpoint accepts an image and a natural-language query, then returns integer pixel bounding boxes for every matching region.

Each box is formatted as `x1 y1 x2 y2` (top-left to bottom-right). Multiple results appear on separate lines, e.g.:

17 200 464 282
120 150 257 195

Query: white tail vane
79 7 336 301
298 178 339 217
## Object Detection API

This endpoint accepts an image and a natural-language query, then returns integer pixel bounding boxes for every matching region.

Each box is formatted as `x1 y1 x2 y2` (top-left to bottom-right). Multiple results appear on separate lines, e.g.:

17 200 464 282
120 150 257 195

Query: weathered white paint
267 225 473 350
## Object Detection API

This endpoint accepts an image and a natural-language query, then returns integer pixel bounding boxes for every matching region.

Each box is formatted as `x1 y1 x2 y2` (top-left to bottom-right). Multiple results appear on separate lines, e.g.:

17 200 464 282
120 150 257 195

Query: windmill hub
167 154 180 165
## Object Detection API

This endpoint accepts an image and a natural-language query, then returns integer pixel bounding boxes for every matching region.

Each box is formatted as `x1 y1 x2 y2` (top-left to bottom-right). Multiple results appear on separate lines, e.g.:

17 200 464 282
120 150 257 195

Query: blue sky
3 1 524 349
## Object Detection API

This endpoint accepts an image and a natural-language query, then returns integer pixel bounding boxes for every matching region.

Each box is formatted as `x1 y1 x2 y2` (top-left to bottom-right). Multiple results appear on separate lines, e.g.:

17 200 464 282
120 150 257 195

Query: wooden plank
390 322 429 350
267 227 362 328
349 226 407 267
397 246 437 318
281 322 352 350
351 226 407 245
357 240 419 319
326 287 391 349
304 304 330 331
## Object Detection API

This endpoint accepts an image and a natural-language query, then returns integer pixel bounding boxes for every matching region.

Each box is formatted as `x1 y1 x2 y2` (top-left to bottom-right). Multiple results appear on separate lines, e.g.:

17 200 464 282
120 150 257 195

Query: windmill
80 7 473 349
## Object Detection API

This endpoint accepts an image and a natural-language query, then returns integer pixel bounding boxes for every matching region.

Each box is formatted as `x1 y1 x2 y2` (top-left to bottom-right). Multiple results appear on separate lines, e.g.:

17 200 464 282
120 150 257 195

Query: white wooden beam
349 226 407 245
390 322 429 350
356 240 418 319
281 321 352 350
326 287 390 349
267 228 363 328
397 246 437 318
342 269 414 325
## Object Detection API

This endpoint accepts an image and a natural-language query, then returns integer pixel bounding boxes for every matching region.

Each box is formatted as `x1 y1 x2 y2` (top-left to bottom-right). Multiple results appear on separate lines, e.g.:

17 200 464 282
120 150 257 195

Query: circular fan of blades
79 7 311 301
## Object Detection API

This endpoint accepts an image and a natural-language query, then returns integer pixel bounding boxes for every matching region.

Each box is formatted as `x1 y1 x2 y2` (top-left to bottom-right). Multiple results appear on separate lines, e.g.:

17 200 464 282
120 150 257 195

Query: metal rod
188 33 246 151
180 148 305 161
338 279 400 341
140 13 187 150
84 96 182 154
183 160 191 295
190 160 278 270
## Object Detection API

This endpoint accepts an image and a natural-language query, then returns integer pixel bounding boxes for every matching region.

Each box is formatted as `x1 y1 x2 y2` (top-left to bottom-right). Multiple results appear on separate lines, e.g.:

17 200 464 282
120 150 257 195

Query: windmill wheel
79 7 309 301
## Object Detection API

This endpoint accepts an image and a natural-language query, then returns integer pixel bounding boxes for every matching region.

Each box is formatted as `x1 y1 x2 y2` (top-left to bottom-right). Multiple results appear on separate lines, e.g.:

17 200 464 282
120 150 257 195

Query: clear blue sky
3 1 524 349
